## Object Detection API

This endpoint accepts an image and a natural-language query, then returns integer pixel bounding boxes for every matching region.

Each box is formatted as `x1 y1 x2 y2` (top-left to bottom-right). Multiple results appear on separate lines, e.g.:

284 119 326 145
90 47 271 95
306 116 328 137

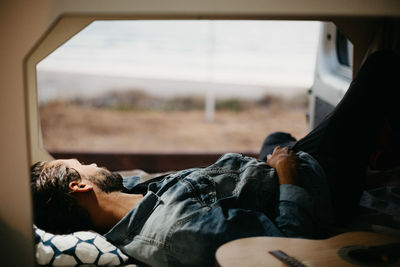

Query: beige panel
26 17 95 163
48 0 400 19
0 1 51 266
1 0 399 265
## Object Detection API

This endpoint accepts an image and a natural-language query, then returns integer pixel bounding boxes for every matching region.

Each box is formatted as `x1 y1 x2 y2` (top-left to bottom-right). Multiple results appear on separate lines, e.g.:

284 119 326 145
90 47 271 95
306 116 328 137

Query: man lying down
30 50 399 267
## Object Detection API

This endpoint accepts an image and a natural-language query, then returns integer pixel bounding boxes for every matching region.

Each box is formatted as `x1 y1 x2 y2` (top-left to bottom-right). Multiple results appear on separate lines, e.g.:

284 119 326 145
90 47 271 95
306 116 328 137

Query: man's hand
266 146 300 185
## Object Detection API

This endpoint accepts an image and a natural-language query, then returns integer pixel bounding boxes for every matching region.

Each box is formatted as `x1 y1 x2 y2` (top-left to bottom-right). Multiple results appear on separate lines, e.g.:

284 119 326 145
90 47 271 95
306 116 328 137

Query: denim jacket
104 152 333 266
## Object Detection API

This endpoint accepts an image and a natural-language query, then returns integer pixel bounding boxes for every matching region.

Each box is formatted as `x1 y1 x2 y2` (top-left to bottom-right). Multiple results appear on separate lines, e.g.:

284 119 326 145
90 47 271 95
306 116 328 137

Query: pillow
34 225 130 266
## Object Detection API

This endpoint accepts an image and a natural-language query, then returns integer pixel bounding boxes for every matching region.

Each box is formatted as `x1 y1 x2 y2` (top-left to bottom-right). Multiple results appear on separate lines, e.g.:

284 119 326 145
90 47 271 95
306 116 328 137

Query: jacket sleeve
274 184 315 238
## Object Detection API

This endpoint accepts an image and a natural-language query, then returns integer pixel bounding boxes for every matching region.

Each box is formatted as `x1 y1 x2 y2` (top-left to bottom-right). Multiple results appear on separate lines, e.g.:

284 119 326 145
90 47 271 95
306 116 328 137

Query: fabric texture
104 152 332 266
360 186 400 217
34 225 129 266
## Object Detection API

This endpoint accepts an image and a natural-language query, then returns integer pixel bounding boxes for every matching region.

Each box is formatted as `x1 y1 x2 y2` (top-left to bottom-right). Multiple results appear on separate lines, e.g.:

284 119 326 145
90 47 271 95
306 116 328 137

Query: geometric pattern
34 225 129 266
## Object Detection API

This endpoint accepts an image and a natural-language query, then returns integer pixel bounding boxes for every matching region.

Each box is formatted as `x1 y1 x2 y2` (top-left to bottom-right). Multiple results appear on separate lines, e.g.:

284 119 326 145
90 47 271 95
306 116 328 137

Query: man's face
46 159 124 192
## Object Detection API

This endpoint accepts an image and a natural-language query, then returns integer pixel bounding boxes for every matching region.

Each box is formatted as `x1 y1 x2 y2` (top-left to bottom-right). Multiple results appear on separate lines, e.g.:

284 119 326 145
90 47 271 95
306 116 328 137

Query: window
336 28 353 67
37 20 320 155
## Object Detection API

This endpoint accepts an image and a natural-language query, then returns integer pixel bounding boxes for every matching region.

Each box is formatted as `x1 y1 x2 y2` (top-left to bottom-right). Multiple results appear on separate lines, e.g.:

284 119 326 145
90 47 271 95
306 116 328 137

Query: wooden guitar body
216 232 400 266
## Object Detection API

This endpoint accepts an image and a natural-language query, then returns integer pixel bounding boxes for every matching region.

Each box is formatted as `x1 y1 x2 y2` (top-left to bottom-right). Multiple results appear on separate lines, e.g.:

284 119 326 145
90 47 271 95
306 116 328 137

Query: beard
92 168 124 193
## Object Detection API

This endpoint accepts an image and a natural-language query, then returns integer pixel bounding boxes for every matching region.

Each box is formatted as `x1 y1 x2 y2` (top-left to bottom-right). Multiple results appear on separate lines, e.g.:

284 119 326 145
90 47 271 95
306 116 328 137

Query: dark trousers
259 50 400 225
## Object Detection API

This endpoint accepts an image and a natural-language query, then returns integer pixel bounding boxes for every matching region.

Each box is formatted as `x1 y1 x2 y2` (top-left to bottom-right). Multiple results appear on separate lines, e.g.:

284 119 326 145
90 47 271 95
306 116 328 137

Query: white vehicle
308 23 353 129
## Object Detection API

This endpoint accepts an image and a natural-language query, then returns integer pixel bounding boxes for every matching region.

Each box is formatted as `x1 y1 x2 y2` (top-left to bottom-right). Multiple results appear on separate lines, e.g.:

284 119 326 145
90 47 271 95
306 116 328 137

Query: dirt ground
40 102 308 153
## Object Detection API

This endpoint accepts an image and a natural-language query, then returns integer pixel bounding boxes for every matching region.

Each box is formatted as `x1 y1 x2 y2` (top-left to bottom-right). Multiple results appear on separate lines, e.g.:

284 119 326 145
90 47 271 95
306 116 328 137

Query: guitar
216 232 400 267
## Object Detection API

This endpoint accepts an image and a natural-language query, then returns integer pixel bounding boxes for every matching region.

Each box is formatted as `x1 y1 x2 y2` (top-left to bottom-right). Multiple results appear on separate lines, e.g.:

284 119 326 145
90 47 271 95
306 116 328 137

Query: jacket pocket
181 173 217 207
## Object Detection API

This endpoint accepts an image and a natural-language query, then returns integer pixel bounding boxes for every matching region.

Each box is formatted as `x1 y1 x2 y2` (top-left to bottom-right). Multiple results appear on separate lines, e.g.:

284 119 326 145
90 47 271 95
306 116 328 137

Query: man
31 50 399 266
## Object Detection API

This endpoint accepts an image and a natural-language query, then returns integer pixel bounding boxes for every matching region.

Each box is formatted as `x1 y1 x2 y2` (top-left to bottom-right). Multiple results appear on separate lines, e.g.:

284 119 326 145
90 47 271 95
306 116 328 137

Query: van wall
0 0 399 265
0 1 52 266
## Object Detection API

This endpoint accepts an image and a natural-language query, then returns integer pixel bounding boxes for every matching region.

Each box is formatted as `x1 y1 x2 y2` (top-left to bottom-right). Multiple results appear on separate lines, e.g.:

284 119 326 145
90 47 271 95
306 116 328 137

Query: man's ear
69 180 94 192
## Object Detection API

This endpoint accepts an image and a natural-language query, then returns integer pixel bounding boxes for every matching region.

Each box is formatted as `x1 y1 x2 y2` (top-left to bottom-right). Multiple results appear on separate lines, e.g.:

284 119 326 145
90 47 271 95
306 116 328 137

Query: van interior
1 1 399 266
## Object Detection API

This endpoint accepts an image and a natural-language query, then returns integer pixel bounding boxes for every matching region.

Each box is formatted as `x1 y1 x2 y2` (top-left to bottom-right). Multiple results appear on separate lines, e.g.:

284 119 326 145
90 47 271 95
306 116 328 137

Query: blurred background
37 20 320 153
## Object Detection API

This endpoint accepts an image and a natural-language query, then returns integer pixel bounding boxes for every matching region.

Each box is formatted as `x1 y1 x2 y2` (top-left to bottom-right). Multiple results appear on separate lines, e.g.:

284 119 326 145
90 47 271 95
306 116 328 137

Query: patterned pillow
34 225 129 266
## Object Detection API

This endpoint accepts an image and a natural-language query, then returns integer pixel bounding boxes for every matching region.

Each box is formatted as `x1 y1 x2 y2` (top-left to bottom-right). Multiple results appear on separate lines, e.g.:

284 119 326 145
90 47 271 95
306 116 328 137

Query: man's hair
31 161 92 234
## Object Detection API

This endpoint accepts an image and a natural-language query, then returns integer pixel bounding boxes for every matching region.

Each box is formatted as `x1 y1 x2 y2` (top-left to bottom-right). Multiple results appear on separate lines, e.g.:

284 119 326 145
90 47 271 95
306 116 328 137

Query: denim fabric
104 152 333 267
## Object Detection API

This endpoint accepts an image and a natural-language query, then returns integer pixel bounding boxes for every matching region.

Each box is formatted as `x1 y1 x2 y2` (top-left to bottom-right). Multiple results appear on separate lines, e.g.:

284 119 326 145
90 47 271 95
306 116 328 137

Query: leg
292 50 400 224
